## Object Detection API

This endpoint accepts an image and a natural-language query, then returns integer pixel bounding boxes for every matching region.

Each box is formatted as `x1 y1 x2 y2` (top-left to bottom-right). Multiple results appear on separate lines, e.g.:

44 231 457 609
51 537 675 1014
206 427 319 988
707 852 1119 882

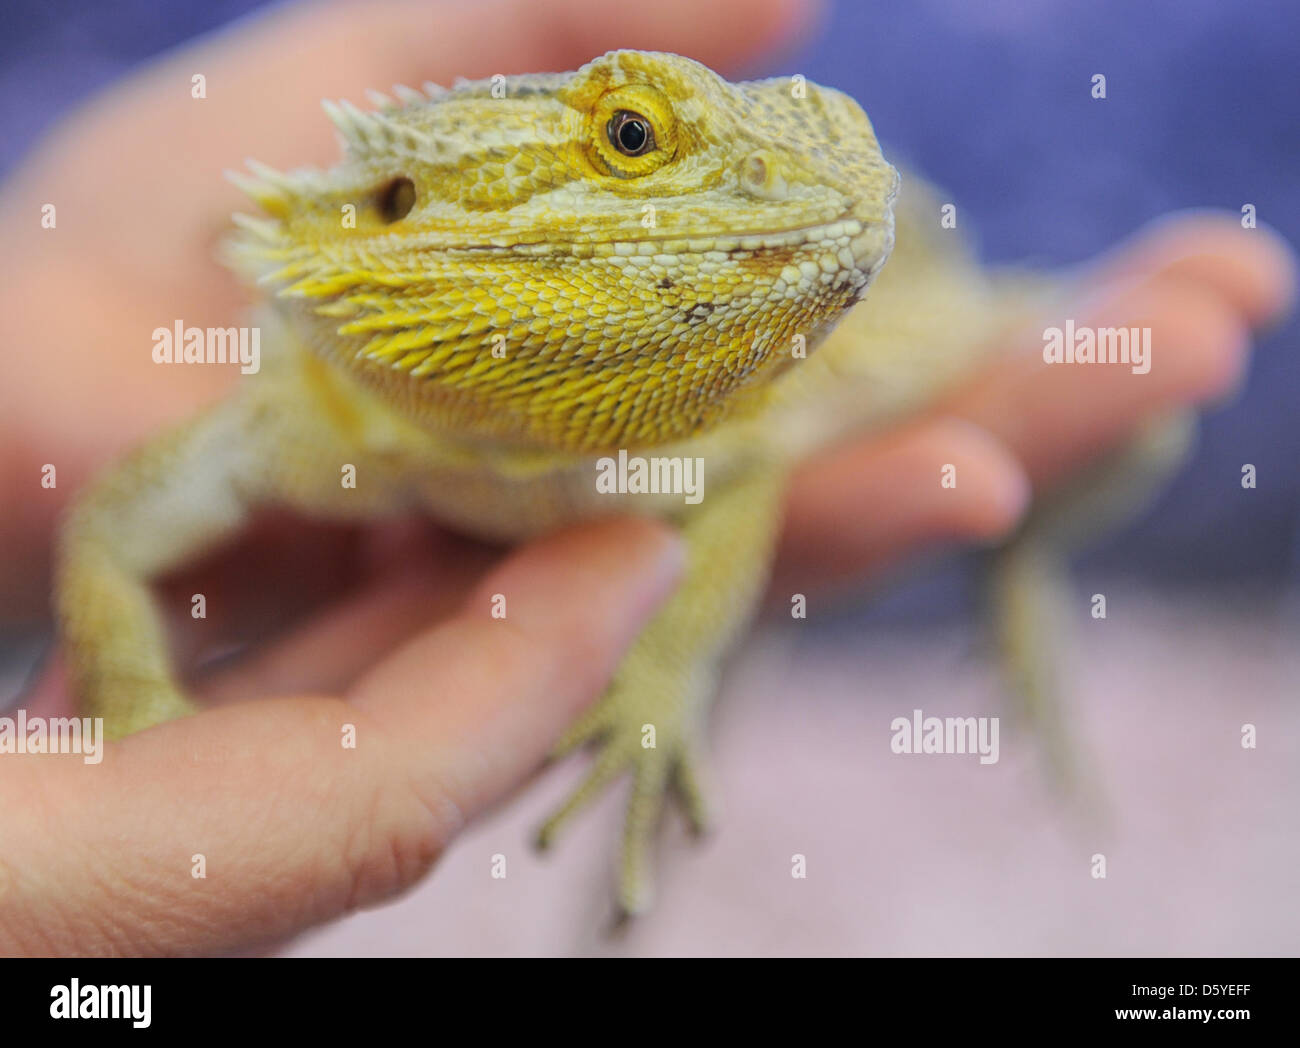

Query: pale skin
0 0 1293 954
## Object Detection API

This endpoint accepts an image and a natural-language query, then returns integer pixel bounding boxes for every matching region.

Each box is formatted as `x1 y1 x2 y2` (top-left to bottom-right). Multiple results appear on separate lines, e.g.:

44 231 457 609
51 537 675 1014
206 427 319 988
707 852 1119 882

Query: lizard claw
534 676 712 916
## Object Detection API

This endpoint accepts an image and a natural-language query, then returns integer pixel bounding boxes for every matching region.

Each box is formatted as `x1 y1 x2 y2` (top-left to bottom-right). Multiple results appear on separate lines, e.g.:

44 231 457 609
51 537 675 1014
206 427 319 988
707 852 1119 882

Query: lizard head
229 50 898 452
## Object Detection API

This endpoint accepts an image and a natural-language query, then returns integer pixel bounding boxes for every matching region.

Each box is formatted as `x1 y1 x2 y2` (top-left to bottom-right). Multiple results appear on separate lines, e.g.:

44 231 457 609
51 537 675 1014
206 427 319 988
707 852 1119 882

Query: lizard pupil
608 111 654 156
377 176 416 223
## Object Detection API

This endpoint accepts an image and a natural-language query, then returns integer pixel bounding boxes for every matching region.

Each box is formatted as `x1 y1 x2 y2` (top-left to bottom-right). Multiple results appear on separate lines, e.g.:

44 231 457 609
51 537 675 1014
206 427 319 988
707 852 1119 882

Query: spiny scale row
226 81 455 210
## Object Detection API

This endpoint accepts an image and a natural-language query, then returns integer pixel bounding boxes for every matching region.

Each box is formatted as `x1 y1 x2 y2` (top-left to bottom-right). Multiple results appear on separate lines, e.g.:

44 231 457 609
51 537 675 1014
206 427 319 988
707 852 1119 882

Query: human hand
0 516 683 955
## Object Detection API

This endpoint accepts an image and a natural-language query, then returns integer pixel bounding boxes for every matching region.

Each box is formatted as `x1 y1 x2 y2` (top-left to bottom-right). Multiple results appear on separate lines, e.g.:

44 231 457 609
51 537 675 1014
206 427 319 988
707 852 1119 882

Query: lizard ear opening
376 176 416 222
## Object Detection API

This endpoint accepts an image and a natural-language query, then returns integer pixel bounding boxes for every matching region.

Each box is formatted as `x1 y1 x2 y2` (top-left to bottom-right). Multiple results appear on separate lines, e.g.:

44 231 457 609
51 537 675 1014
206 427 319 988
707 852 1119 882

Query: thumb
0 517 683 956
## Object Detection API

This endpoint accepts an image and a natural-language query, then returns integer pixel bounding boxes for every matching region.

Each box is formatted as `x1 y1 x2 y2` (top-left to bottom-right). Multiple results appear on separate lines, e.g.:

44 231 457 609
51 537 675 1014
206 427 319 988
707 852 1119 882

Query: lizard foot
535 673 712 916
76 671 197 740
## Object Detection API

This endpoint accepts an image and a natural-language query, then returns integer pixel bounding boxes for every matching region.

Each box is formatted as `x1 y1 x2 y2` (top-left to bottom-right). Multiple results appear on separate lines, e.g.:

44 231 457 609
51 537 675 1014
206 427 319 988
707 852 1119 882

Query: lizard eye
607 111 655 156
587 86 675 178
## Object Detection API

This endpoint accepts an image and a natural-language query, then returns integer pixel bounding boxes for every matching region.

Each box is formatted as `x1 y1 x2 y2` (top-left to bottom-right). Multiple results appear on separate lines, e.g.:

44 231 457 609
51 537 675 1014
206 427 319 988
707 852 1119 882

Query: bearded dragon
54 50 1187 914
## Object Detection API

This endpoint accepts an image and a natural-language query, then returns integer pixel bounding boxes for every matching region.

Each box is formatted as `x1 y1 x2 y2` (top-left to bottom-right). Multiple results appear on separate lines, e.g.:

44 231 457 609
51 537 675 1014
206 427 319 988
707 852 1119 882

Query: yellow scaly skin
56 50 1026 914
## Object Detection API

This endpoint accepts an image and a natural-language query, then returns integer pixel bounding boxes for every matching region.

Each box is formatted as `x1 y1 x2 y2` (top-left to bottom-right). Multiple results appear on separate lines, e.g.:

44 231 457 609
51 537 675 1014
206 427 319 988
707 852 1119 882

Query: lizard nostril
739 150 788 202
376 176 416 222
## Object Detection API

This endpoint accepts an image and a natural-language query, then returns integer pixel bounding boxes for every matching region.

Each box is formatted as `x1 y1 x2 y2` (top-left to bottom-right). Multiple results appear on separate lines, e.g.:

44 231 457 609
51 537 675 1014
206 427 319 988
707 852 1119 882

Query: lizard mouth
462 208 886 263
627 211 869 251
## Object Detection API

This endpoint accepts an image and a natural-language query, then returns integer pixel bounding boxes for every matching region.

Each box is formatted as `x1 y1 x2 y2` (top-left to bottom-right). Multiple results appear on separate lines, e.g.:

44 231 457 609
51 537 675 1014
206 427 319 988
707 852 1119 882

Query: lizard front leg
56 400 259 737
536 466 786 915
55 359 410 739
